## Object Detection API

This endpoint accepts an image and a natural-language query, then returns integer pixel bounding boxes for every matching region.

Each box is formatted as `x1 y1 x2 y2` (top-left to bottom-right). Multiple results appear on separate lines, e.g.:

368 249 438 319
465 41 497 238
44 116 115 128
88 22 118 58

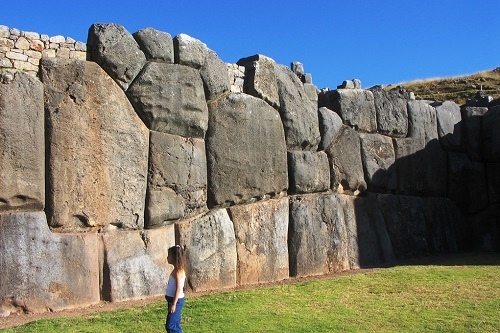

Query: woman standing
165 245 186 333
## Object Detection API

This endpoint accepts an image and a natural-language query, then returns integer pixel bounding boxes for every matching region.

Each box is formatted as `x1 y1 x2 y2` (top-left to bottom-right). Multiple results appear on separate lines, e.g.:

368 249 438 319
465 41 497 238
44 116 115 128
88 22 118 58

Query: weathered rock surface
237 54 280 109
486 163 500 204
146 132 207 228
275 64 321 150
87 23 146 90
378 195 428 259
482 106 500 162
0 72 45 212
41 58 149 231
325 125 367 194
133 27 173 62
0 212 99 313
176 209 237 292
288 193 349 277
174 34 229 100
378 194 465 259
100 226 175 301
447 152 489 214
200 49 231 101
369 86 408 137
432 100 462 151
127 62 208 138
173 33 208 69
228 198 289 285
359 133 396 192
318 107 343 151
287 150 330 194
339 193 396 268
393 101 446 196
461 106 488 161
206 93 288 207
319 89 377 133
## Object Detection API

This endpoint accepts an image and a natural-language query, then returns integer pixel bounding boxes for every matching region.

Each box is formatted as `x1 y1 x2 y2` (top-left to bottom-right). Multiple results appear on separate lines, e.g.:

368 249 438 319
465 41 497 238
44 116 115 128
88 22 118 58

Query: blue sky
2 0 499 89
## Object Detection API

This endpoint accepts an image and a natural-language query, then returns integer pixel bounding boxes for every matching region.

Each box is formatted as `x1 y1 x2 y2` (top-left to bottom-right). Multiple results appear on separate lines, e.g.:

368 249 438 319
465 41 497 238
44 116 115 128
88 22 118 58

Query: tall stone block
483 106 500 162
100 226 175 301
176 209 237 292
461 106 488 161
359 133 397 193
339 193 396 268
146 132 208 228
378 194 429 259
0 72 44 212
228 198 289 285
206 93 288 207
370 86 408 137
41 58 149 231
0 212 99 314
275 64 320 150
288 193 350 277
432 101 462 151
325 125 367 194
237 54 280 109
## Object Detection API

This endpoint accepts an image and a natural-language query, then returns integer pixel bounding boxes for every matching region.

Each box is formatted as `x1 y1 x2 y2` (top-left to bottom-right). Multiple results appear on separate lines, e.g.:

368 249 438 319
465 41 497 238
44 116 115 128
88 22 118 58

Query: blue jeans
165 297 184 333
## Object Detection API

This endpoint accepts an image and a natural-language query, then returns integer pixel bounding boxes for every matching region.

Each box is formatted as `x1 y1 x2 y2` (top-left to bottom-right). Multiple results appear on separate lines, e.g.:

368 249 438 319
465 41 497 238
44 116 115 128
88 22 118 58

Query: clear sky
1 0 499 89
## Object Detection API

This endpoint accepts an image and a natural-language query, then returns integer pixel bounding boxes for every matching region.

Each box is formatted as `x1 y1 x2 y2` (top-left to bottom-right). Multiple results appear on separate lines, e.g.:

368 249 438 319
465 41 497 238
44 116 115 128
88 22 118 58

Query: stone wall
0 25 86 76
0 23 499 317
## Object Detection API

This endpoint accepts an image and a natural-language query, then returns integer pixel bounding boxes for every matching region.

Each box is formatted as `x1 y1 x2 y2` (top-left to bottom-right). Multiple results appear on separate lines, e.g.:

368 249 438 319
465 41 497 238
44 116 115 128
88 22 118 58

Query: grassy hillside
388 67 500 105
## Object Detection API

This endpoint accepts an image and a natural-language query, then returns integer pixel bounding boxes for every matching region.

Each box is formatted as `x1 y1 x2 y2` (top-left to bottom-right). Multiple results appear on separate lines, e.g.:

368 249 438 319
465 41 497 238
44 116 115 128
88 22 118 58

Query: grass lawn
1 253 499 333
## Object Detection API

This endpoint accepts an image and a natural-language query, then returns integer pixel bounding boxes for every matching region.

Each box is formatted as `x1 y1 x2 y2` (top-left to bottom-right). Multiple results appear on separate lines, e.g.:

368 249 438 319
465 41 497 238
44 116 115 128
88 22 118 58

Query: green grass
2 253 499 333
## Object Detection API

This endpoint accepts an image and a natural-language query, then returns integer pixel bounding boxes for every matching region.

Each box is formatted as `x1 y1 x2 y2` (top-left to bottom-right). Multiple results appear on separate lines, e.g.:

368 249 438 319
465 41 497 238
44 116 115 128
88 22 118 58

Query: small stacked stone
226 63 245 93
0 25 86 76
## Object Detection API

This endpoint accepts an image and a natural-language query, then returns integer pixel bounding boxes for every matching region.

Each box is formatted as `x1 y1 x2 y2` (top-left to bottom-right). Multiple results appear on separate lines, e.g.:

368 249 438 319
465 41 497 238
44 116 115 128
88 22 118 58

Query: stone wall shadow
353 113 499 268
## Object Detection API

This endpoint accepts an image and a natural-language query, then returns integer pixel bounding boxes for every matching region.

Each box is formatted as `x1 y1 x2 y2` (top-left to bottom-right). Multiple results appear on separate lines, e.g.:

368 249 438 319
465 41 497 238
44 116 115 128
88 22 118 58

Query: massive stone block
319 89 377 133
133 27 174 63
146 132 207 228
339 193 396 268
447 152 488 214
288 193 349 277
461 106 488 161
126 62 208 138
0 72 44 212
325 125 367 194
432 100 462 151
176 209 237 292
41 58 149 231
0 212 99 314
87 23 146 90
174 34 229 101
378 194 429 259
394 101 446 196
370 86 408 137
228 197 289 285
275 64 320 150
318 107 343 151
486 163 500 204
100 226 175 301
287 150 330 194
206 93 288 207
359 133 396 193
200 48 231 101
421 198 464 254
237 54 280 109
482 106 500 162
